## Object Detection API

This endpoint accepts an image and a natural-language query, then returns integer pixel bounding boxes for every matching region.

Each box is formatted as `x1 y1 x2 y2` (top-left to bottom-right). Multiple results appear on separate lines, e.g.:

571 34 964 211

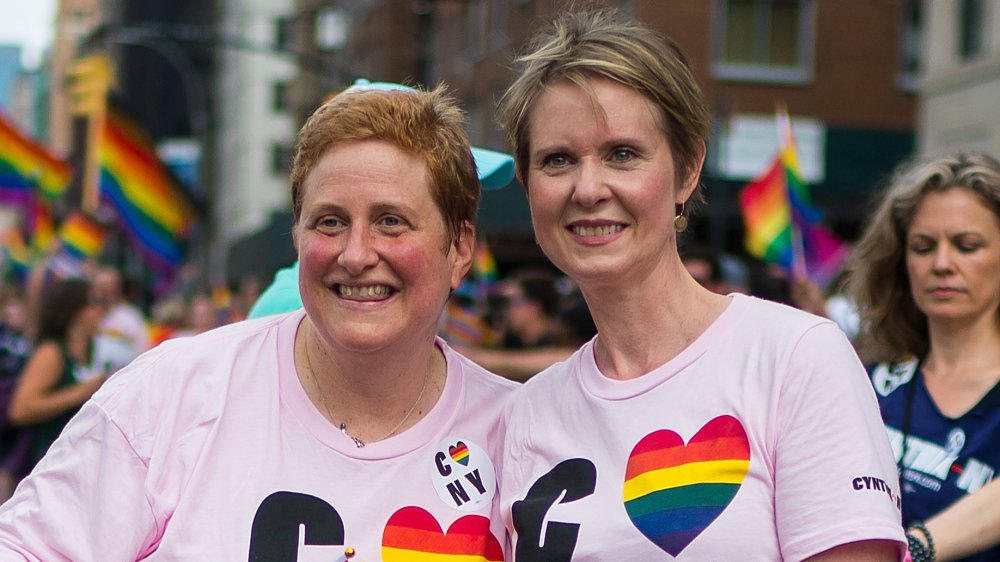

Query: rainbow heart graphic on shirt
623 415 750 556
449 441 470 466
382 506 503 561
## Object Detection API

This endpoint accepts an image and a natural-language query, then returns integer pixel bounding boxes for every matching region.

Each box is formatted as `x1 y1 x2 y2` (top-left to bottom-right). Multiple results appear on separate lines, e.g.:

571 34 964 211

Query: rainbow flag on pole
99 108 197 275
42 211 108 279
738 108 848 287
0 110 71 206
58 211 107 259
472 240 499 286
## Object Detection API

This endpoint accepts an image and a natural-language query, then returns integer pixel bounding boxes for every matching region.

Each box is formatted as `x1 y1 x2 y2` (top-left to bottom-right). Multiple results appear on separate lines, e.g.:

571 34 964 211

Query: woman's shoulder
726 293 857 350
87 313 295 450
734 293 832 328
513 343 587 394
441 340 521 394
95 313 293 407
25 339 65 367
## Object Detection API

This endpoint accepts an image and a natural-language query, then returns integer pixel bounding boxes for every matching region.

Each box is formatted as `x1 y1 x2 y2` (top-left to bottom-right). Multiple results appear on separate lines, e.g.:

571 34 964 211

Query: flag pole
774 102 808 281
67 53 113 214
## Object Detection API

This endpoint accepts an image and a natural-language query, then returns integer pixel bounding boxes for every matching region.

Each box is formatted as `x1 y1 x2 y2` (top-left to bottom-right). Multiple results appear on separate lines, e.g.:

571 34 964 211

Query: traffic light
67 54 113 116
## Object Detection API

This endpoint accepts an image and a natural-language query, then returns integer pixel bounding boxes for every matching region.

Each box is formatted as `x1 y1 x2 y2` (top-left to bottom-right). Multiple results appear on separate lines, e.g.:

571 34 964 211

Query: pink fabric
0 310 516 560
501 294 906 561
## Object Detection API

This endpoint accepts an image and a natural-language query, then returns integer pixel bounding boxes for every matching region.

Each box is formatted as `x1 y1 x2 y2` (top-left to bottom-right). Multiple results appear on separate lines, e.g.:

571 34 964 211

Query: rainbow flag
28 196 55 255
58 212 106 259
472 240 499 286
99 109 197 274
0 110 71 206
738 112 847 287
2 227 33 281
439 299 499 348
42 213 106 281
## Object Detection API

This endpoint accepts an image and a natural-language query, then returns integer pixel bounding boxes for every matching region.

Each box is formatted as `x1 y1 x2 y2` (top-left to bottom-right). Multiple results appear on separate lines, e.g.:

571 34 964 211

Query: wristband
906 521 935 562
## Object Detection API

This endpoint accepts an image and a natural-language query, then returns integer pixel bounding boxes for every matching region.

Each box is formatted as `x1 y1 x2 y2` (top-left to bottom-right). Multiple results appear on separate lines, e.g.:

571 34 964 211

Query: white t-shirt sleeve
0 400 160 561
772 322 905 561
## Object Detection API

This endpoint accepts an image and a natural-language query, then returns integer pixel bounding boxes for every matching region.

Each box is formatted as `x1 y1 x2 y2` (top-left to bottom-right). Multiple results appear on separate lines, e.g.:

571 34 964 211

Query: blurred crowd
0 264 263 500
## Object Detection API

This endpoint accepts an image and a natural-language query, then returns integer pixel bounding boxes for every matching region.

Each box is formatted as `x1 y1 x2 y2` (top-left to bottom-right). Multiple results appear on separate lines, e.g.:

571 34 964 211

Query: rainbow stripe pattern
99 109 196 273
623 415 750 556
472 241 498 285
738 113 848 288
28 197 54 255
58 212 106 259
2 227 32 281
439 300 498 348
0 110 71 206
449 441 470 466
382 506 503 562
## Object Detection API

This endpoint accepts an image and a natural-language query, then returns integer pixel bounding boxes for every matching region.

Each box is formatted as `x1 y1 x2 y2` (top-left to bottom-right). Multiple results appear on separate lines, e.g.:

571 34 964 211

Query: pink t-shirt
500 294 905 561
0 310 516 561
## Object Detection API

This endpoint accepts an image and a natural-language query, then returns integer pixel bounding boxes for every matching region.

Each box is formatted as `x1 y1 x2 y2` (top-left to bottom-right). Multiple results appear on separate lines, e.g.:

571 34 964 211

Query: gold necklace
303 335 431 448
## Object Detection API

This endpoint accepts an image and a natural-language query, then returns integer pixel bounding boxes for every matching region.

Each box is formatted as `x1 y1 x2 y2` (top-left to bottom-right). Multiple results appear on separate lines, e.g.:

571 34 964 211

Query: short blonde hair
497 8 710 203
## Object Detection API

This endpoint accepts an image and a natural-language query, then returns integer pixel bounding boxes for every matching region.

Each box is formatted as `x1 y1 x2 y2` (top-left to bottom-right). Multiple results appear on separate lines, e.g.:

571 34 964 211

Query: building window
897 0 922 91
315 7 349 52
959 0 988 61
712 0 816 84
271 142 294 176
275 16 295 52
272 82 288 112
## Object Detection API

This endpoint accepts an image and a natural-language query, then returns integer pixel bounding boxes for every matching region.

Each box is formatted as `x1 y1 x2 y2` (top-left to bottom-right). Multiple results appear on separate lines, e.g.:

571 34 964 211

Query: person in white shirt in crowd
90 266 150 372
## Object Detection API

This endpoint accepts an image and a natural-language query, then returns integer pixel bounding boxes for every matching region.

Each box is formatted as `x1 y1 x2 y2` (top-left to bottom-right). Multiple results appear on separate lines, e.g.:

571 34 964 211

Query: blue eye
611 148 636 162
318 216 342 228
543 153 569 167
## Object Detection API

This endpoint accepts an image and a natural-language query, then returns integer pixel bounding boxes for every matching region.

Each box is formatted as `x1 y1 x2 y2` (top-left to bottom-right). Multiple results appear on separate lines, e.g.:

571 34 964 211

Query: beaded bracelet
906 521 936 562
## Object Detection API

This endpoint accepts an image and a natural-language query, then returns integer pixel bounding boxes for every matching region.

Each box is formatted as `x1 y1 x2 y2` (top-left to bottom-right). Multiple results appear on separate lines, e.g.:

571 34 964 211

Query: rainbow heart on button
449 441 470 466
382 506 503 561
623 415 750 556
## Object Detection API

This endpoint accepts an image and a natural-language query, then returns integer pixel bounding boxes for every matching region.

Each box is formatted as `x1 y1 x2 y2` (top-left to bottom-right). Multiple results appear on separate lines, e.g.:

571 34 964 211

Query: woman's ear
450 221 477 290
680 141 707 202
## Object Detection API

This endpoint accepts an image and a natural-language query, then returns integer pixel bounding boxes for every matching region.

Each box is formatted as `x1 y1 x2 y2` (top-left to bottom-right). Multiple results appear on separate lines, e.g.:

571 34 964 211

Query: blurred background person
6 278 107 475
914 475 1000 561
496 268 566 349
847 151 1000 562
790 272 861 342
457 271 590 382
224 275 262 324
91 266 149 375
177 292 220 337
0 289 31 501
681 245 731 295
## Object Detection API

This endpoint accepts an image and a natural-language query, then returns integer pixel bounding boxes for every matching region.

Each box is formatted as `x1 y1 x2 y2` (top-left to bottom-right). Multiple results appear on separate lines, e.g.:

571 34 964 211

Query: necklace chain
304 335 431 448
